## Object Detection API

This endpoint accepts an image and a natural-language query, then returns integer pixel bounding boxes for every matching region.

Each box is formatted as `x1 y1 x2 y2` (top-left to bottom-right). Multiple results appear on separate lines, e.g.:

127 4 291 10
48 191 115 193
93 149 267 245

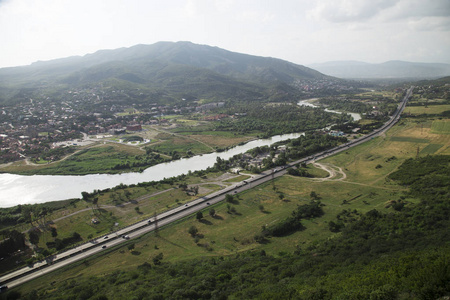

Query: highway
0 86 413 289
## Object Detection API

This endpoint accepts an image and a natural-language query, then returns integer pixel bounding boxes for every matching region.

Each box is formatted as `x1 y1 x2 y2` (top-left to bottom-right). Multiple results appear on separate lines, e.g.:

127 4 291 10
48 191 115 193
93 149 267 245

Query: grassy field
10 105 450 294
420 143 444 154
146 132 213 155
9 144 154 175
431 119 450 134
404 104 450 115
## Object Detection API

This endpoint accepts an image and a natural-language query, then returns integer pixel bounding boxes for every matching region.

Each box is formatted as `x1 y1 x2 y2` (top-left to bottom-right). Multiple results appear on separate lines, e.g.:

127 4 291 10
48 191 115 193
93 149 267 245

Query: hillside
0 42 332 104
308 60 450 79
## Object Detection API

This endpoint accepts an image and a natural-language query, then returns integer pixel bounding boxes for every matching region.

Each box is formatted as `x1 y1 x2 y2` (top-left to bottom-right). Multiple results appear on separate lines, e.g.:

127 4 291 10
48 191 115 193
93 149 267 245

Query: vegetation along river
0 133 305 207
0 103 360 207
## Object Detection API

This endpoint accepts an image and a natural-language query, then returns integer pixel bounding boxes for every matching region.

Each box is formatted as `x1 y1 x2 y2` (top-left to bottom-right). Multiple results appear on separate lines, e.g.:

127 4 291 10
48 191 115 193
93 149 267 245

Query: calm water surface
0 133 304 207
0 102 360 207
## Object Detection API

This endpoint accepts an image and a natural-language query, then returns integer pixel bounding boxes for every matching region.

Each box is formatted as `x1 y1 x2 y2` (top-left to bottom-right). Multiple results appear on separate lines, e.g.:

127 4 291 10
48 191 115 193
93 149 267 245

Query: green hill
0 41 331 104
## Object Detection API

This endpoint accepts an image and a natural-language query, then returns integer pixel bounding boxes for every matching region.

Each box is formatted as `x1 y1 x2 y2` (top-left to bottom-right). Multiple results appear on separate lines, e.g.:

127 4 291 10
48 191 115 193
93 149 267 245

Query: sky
0 0 449 68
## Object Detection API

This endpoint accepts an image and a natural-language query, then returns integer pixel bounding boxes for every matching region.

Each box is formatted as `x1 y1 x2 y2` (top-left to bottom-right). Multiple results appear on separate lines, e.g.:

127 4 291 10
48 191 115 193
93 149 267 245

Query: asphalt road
0 86 413 289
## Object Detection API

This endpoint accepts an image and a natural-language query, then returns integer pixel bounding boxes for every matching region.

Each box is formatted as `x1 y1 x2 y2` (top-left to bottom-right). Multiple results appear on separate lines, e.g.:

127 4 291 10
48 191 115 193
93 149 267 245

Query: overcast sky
0 0 449 68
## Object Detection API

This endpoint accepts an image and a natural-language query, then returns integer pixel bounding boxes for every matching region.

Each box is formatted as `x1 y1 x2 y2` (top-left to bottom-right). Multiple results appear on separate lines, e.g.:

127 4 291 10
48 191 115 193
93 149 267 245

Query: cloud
239 10 275 23
310 0 398 23
381 0 450 31
310 0 450 27
389 0 450 19
184 0 197 18
408 17 450 32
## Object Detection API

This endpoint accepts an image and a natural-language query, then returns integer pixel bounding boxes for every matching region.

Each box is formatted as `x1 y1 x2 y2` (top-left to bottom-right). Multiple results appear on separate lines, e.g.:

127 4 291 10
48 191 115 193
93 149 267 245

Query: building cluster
292 78 359 94
0 87 232 163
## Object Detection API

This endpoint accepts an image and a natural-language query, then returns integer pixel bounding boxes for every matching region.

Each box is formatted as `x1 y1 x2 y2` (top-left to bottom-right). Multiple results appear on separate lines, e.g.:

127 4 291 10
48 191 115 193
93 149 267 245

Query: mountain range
308 60 450 79
0 42 330 104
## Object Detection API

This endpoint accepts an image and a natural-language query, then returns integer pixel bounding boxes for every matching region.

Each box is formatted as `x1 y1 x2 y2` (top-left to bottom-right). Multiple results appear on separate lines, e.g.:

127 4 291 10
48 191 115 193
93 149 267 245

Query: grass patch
389 136 429 143
147 135 213 155
9 144 165 175
404 104 450 115
304 164 329 178
431 119 450 134
420 144 443 154
223 175 251 183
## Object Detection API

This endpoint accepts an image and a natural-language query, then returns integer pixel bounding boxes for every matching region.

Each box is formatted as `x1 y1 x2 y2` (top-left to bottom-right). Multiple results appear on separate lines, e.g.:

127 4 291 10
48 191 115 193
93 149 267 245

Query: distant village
0 79 421 164
0 85 234 163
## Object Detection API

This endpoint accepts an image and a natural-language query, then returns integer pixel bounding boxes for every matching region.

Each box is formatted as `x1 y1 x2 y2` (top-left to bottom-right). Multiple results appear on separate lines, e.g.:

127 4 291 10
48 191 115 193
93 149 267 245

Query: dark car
102 245 107 249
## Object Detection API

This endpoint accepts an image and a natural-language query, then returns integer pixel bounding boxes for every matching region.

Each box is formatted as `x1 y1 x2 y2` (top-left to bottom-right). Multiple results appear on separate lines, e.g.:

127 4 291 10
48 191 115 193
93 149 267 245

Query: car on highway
102 245 107 249
104 236 108 239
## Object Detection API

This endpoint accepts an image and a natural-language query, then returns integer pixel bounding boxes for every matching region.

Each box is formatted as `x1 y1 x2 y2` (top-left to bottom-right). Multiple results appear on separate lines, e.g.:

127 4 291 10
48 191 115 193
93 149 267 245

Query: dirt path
311 163 405 192
151 126 216 151
311 162 347 181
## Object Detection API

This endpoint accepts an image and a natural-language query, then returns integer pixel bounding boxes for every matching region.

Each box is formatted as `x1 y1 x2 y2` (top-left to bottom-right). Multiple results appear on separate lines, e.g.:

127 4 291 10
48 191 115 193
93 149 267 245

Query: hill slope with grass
0 41 331 104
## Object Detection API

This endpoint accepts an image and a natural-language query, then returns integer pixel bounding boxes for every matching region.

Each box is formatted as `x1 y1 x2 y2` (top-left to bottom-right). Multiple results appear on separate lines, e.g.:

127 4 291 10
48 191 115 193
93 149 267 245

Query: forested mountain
308 60 450 79
0 42 333 104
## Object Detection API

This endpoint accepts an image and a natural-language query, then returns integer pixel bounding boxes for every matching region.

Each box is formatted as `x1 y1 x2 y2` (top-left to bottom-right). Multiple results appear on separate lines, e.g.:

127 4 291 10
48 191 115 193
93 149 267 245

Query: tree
51 227 58 238
135 206 140 213
28 230 40 246
72 232 81 240
81 191 90 201
310 191 319 200
92 197 99 209
188 226 198 237
21 205 33 226
225 194 234 203
192 186 199 195
128 243 135 251
153 252 163 265
209 208 216 217
196 211 203 221
258 205 265 212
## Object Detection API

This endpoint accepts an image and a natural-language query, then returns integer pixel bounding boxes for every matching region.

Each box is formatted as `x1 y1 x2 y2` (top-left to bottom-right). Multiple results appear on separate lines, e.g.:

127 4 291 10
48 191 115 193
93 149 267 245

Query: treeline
45 232 82 251
318 95 399 116
213 102 351 137
318 97 373 113
0 230 26 258
330 120 387 134
13 155 449 300
0 200 78 229
211 133 347 173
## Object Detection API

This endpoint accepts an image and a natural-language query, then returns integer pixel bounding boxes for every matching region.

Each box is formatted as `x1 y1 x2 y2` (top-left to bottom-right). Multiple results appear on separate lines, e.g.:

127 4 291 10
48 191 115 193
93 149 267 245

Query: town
0 78 364 165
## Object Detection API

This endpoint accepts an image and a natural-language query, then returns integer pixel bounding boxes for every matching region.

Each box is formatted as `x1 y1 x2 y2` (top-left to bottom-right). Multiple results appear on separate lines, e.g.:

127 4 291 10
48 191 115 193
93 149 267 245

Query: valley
0 42 449 299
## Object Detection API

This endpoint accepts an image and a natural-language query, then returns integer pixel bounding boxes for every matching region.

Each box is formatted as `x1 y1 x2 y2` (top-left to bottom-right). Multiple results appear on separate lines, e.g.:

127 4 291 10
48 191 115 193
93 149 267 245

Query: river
0 101 361 208
297 99 362 121
0 133 304 207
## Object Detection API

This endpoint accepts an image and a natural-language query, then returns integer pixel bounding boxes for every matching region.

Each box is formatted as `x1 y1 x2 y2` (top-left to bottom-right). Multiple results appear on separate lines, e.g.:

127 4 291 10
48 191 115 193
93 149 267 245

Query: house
126 124 142 131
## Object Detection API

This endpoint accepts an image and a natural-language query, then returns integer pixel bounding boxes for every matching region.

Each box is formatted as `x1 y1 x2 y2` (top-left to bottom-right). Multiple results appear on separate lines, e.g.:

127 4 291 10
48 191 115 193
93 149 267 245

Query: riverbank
297 98 362 121
0 132 306 207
